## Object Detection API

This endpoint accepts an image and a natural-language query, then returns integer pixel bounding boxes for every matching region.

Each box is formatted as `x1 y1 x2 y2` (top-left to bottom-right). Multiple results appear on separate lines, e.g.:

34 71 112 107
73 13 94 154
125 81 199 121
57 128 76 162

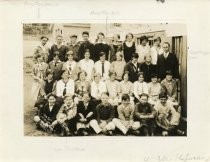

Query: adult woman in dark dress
94 32 110 62
123 33 136 63
109 34 123 62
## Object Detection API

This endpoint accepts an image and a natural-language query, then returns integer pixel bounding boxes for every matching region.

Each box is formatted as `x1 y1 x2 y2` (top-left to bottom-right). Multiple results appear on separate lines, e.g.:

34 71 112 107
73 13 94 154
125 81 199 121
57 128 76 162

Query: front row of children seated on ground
34 90 185 136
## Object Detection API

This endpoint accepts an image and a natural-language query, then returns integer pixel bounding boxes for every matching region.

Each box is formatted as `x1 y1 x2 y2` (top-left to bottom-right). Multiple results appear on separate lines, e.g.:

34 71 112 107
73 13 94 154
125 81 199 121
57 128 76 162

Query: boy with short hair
56 95 77 136
34 94 60 133
76 92 95 136
112 94 139 135
134 93 156 136
89 92 115 135
154 92 182 136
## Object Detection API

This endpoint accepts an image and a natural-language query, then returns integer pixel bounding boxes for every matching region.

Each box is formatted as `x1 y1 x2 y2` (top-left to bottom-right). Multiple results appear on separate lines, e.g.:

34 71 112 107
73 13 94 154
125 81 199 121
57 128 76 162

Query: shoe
107 131 113 136
132 130 140 136
83 130 89 136
176 129 185 135
162 131 168 136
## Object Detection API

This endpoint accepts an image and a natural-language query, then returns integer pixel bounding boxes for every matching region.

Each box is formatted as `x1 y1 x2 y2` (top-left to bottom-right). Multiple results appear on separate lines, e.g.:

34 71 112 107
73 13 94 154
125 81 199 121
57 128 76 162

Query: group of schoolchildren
30 31 185 136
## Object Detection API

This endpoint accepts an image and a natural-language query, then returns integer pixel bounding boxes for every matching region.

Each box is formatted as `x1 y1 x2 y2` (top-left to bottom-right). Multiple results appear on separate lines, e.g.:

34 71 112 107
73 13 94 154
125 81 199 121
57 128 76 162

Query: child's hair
60 70 70 77
116 51 123 58
35 54 43 60
66 50 74 56
40 36 49 41
82 31 89 36
78 70 87 79
94 72 101 79
63 94 74 100
139 93 149 99
84 48 90 53
113 34 120 40
56 35 63 39
154 37 161 43
70 34 77 38
150 73 158 78
46 70 54 77
159 92 168 99
109 70 116 77
163 42 170 47
122 72 130 80
101 92 109 97
144 54 152 60
125 33 134 39
47 94 57 100
137 72 144 78
99 51 106 57
132 53 139 59
82 91 91 97
140 35 148 44
121 94 130 101
165 70 172 76
97 32 105 38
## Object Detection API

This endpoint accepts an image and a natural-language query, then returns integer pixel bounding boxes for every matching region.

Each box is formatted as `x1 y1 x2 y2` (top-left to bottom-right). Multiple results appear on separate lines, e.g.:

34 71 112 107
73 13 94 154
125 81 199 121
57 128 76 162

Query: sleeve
149 104 157 118
57 105 64 119
169 104 180 125
56 81 62 97
133 82 140 100
144 82 149 94
96 105 101 123
51 81 57 95
106 105 115 123
134 104 141 120
172 81 178 99
117 105 125 121
130 105 135 121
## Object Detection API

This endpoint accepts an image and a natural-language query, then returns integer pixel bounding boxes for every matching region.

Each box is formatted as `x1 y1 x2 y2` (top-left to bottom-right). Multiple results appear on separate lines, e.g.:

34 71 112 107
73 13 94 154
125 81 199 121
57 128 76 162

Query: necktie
102 62 104 77
63 82 67 96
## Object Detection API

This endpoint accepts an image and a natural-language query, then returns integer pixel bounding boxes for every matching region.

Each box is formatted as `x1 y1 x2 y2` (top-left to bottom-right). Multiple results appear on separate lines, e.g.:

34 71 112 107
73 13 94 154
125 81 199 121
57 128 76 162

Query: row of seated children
34 91 184 136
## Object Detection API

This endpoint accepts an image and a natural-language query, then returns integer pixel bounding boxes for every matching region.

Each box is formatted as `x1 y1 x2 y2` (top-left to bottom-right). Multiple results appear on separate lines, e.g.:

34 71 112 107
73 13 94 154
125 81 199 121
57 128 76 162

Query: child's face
98 34 104 41
83 34 89 41
83 94 90 103
48 96 56 105
138 75 144 82
70 37 77 44
84 52 90 59
79 72 86 81
62 71 69 79
122 99 130 106
160 97 167 105
101 94 109 105
110 74 116 81
54 55 59 61
123 74 129 81
94 74 101 83
151 77 157 83
113 34 119 41
166 75 172 81
56 36 63 45
47 73 53 80
64 96 73 106
116 54 122 61
67 53 74 60
41 38 48 46
141 39 148 46
37 57 43 63
140 96 148 105
145 56 151 63
132 57 138 64
100 55 106 62
126 34 133 42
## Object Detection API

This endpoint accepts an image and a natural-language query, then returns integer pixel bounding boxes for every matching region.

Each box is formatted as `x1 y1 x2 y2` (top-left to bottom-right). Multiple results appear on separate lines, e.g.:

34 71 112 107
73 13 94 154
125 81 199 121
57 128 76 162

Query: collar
64 103 74 110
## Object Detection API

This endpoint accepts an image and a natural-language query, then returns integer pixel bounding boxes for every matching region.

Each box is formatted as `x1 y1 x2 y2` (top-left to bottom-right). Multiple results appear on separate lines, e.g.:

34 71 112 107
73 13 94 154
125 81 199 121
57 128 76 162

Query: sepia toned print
23 23 187 136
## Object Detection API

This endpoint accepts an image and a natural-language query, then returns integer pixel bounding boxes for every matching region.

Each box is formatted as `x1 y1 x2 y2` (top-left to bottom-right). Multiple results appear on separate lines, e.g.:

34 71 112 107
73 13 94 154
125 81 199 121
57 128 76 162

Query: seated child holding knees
56 94 77 136
76 92 95 136
34 94 61 133
89 92 115 136
112 94 137 135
